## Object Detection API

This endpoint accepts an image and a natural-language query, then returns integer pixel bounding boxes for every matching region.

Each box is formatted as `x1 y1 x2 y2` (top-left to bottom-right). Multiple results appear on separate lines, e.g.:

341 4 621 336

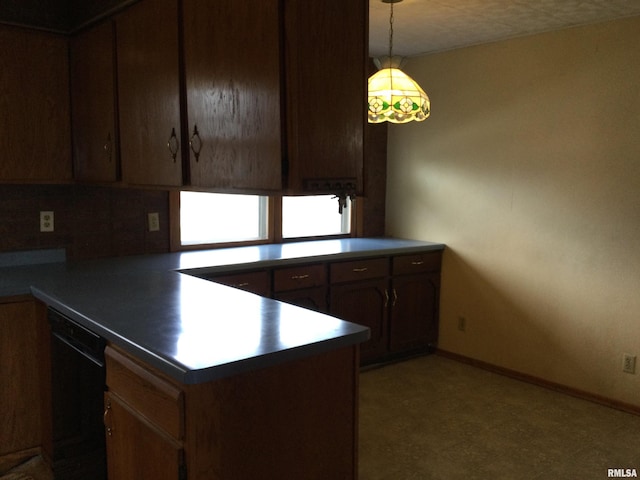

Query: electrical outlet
148 212 160 232
623 354 636 374
457 316 466 332
40 211 54 232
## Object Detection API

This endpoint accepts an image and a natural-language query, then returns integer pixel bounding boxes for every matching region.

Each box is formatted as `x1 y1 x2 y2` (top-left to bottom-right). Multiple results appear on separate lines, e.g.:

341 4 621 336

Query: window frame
169 191 356 251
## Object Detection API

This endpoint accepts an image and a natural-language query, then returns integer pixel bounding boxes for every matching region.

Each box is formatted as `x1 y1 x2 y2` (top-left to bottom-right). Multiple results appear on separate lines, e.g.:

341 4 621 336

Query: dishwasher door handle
51 330 105 368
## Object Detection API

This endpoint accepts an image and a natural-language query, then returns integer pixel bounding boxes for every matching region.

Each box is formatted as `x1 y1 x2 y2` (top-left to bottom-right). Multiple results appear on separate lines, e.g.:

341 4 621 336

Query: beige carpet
359 354 640 480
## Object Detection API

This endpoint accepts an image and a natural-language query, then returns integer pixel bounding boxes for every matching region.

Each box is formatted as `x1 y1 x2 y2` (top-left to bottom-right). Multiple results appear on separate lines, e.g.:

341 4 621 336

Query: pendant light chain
388 2 394 60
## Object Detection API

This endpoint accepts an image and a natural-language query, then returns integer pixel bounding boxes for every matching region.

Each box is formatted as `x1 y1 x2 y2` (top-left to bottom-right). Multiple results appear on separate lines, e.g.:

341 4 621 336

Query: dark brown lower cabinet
0 298 44 457
389 272 440 354
205 250 443 366
104 392 183 480
105 344 359 479
330 279 389 364
105 345 184 480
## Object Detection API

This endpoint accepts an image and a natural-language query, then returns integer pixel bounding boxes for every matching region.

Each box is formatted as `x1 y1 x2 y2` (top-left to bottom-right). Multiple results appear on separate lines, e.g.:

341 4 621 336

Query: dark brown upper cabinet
69 0 367 193
70 20 118 183
115 0 183 187
183 0 282 192
0 25 72 182
283 0 367 196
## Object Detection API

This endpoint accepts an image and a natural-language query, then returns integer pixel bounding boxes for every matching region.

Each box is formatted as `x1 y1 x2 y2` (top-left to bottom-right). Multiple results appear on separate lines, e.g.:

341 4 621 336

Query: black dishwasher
49 308 107 480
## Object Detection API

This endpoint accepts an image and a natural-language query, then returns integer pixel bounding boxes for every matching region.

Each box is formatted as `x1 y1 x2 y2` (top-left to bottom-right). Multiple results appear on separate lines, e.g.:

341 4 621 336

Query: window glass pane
180 192 268 246
282 195 351 239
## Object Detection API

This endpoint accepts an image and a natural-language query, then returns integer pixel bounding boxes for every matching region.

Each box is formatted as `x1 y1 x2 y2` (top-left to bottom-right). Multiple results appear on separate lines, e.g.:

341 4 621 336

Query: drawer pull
411 261 424 265
291 274 310 280
235 282 250 287
352 267 368 273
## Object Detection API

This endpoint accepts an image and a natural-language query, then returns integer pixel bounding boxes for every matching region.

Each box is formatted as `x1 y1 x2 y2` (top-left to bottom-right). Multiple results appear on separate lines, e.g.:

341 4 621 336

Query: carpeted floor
359 354 640 480
0 453 52 480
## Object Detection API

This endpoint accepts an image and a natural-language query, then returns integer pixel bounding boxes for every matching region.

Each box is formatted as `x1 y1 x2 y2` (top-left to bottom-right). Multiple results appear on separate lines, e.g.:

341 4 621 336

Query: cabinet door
0 26 71 181
389 273 440 353
104 392 183 480
183 0 282 191
0 300 42 455
71 21 118 182
330 279 388 364
116 0 182 186
283 0 366 194
275 286 328 313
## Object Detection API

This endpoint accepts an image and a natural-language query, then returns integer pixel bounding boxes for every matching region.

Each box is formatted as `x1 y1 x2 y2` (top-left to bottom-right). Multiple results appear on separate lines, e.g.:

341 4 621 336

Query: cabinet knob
167 128 179 162
189 125 202 162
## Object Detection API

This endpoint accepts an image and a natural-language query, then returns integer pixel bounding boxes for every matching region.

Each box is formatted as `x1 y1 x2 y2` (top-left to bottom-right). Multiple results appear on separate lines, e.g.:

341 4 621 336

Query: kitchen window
175 192 353 249
179 192 269 246
282 195 351 239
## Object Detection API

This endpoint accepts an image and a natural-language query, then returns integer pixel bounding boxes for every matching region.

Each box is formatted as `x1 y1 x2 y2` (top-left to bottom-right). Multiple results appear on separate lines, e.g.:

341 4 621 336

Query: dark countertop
0 238 444 384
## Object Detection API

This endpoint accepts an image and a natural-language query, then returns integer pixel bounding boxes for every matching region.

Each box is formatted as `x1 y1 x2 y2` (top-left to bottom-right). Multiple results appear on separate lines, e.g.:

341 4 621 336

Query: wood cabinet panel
330 279 388 363
389 273 440 353
105 340 358 479
283 0 366 194
183 0 282 191
116 0 182 186
0 26 71 181
0 300 42 455
184 346 358 479
104 392 183 480
105 346 184 440
71 20 118 182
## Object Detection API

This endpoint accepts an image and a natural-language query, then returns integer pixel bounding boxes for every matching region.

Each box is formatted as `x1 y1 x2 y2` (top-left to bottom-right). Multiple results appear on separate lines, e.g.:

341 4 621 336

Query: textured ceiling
369 0 640 58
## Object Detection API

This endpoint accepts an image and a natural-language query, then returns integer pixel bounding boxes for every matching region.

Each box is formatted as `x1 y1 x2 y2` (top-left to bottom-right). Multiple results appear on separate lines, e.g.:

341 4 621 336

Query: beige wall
385 16 640 407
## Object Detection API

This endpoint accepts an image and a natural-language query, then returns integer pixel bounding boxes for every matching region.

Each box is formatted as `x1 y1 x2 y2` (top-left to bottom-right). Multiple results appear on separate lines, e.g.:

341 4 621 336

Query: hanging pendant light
368 0 430 124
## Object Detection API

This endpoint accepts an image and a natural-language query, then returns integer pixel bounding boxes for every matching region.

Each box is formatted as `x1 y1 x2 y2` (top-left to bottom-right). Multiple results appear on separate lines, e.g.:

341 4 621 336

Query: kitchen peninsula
0 237 444 479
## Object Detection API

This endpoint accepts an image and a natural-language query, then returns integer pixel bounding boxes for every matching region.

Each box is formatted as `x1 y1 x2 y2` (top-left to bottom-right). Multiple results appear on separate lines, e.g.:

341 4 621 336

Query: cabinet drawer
105 346 184 440
210 271 271 296
274 264 326 292
392 252 442 275
330 258 388 284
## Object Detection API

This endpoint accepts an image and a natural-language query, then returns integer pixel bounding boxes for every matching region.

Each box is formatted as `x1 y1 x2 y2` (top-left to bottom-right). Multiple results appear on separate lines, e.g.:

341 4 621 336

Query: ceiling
369 0 640 58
